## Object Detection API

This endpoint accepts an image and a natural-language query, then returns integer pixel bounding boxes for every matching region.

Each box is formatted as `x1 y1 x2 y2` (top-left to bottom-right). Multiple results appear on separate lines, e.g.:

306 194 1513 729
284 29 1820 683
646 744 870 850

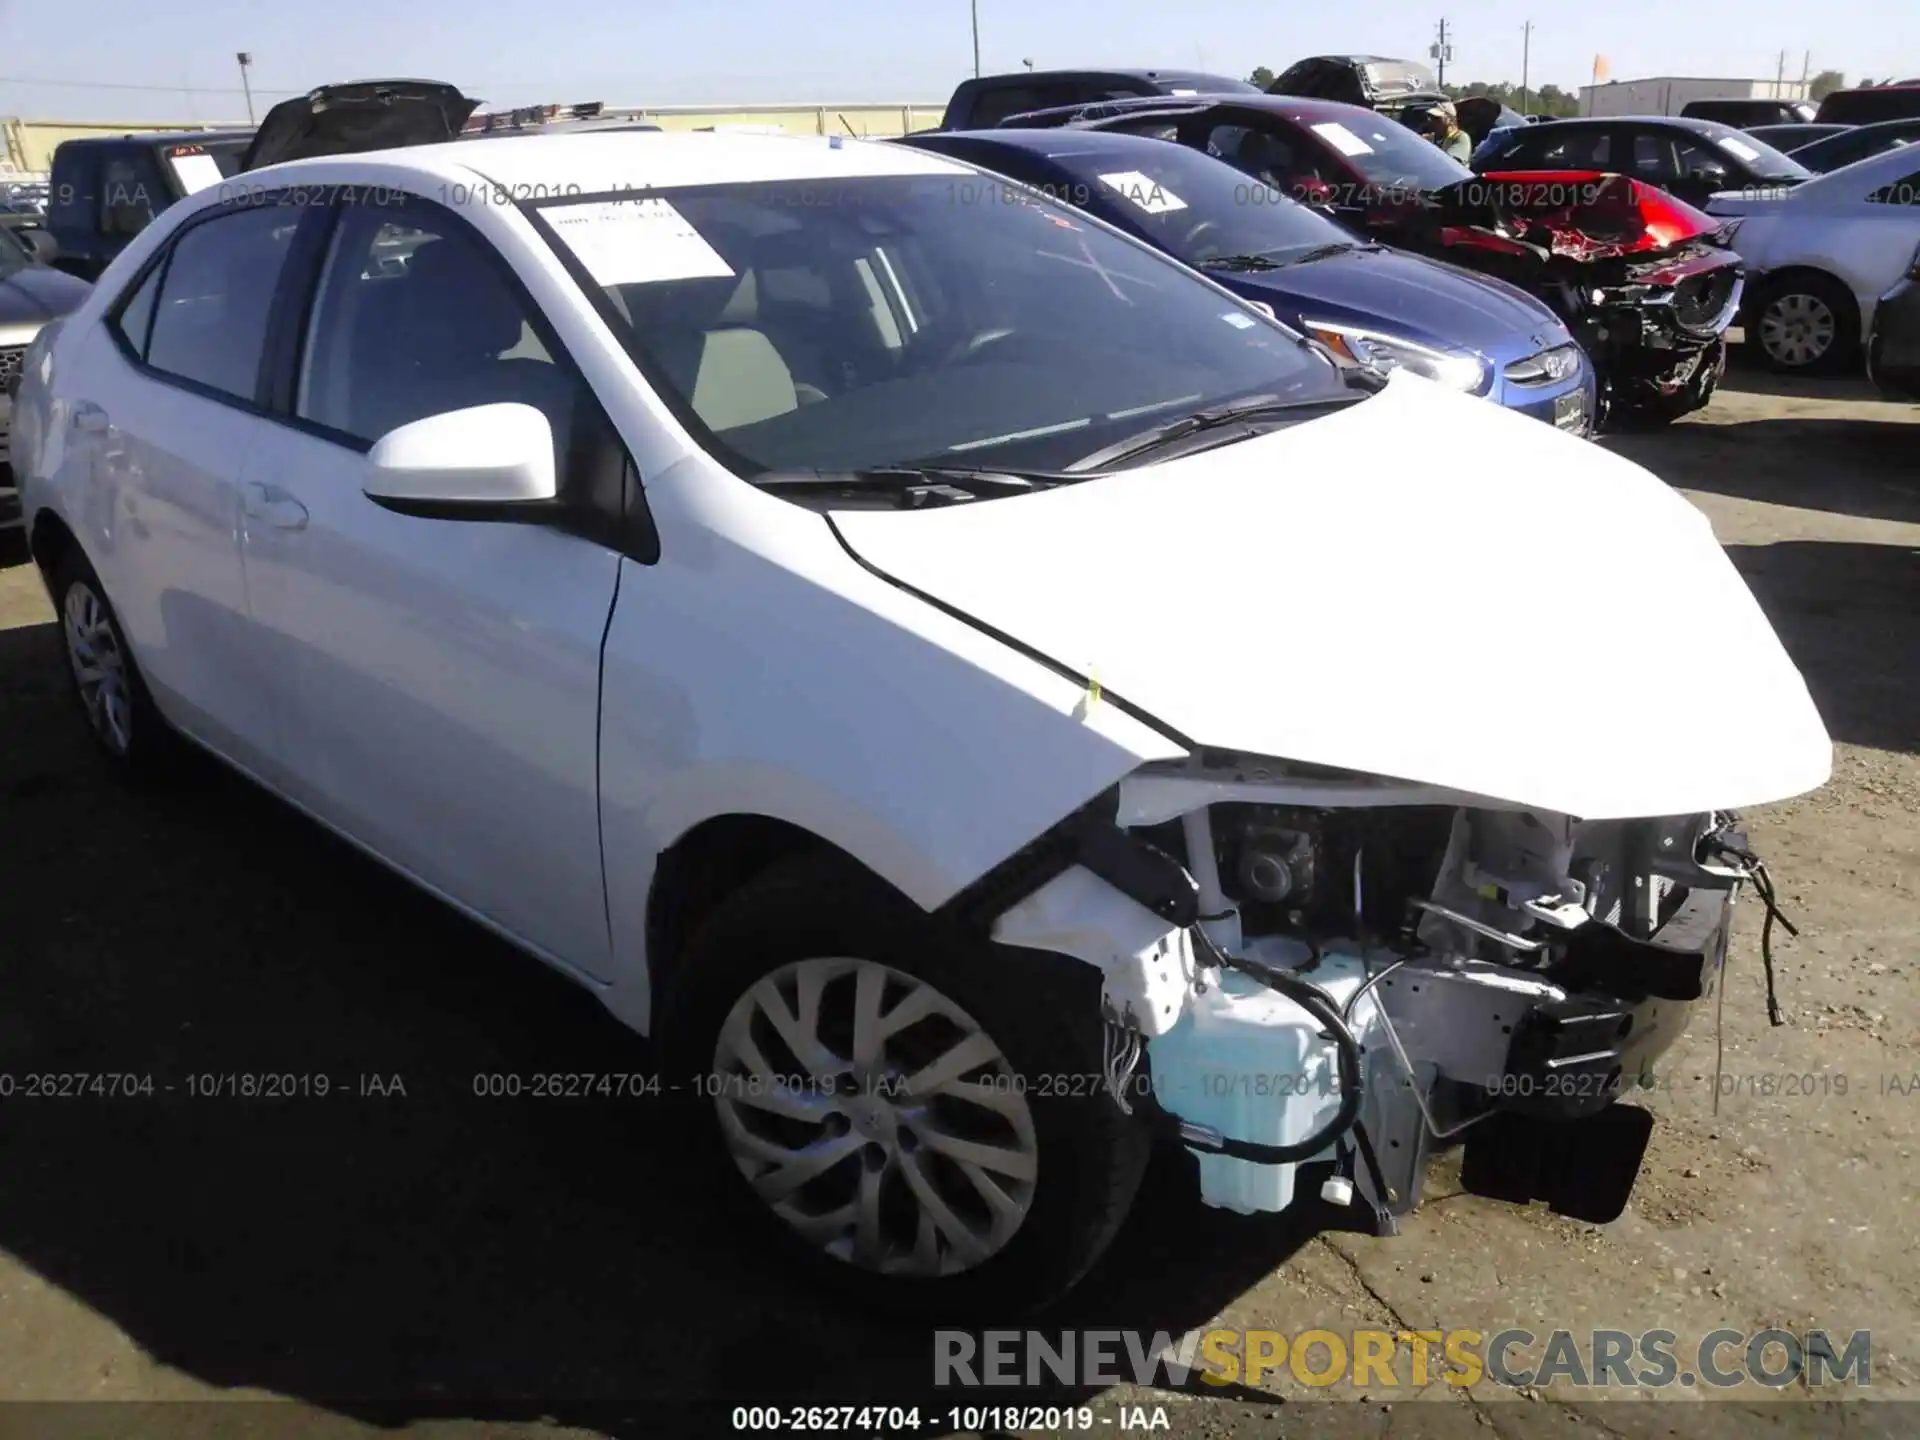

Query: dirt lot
1 365 1915 1440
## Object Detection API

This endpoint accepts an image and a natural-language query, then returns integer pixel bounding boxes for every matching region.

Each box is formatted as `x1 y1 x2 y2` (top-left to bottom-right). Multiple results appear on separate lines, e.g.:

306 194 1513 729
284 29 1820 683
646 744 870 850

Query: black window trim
100 191 312 416
252 182 658 562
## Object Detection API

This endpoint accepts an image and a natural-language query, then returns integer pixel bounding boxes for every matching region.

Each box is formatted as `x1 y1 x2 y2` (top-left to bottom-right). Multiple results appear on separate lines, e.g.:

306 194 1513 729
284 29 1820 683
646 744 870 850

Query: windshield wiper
1063 391 1369 473
1271 241 1359 267
755 465 1073 506
1199 252 1283 272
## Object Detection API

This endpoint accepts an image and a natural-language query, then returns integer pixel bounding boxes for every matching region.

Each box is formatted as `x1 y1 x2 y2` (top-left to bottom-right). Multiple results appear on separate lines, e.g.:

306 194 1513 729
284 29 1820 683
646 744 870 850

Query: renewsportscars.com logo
934 1327 1873 1391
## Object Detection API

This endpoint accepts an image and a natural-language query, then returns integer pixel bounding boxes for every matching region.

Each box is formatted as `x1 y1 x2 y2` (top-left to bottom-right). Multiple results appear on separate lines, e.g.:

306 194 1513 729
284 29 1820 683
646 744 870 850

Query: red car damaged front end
1373 169 1745 426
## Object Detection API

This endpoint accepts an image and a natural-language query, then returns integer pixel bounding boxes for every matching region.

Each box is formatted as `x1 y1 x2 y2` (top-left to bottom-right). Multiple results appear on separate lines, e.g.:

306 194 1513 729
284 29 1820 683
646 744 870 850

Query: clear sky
0 0 1913 124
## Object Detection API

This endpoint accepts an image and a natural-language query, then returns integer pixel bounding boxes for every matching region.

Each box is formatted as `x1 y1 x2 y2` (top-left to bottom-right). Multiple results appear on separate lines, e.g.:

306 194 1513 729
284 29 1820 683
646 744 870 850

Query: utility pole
1431 17 1453 87
1521 21 1532 114
236 52 255 123
1800 50 1811 97
970 0 980 79
1774 49 1786 98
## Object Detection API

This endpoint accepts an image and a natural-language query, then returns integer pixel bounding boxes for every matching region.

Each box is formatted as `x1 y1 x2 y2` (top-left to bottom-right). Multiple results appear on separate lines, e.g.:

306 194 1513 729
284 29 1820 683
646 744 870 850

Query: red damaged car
1000 95 1744 427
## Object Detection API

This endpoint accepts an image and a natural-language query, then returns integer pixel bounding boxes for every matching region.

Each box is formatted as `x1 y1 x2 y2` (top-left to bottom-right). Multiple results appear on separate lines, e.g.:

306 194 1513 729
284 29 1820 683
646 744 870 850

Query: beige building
3 102 946 177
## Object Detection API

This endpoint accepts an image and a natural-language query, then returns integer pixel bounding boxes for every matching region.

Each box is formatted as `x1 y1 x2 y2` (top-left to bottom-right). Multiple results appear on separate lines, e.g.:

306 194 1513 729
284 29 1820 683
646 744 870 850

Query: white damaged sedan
11 122 1831 1314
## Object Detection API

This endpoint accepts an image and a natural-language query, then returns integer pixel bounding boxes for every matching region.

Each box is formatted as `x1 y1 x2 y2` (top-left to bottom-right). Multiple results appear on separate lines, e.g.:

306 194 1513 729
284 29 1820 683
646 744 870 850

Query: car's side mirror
363 402 559 520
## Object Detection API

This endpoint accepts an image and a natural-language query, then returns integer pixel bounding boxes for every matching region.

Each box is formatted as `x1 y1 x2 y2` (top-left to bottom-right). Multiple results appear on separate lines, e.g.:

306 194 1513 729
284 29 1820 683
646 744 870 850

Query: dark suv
938 69 1258 131
45 130 253 280
1815 85 1920 125
1679 97 1817 128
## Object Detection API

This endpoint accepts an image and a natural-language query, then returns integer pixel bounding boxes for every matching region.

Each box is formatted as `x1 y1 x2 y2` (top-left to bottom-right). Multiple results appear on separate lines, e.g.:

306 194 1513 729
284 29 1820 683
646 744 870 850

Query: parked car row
10 77 1835 1315
0 222 93 529
990 92 1741 425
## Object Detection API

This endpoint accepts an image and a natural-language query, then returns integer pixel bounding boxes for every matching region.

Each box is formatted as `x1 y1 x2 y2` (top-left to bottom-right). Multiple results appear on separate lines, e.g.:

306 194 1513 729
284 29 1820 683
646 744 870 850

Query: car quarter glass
525 175 1341 476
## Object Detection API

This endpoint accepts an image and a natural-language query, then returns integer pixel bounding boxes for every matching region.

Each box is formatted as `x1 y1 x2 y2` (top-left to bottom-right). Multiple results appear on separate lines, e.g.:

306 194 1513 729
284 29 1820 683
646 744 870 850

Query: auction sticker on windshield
168 152 225 194
1718 137 1762 162
544 198 735 285
1311 122 1375 157
1097 171 1188 213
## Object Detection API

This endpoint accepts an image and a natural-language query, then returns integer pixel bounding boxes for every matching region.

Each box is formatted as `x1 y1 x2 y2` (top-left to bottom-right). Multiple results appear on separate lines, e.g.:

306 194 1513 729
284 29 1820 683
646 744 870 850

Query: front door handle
242 481 308 531
72 402 109 433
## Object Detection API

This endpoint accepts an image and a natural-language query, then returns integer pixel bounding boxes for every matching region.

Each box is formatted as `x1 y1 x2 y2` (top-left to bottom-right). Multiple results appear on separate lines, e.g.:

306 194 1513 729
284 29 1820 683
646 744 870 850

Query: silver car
1708 143 1920 372
1 224 91 529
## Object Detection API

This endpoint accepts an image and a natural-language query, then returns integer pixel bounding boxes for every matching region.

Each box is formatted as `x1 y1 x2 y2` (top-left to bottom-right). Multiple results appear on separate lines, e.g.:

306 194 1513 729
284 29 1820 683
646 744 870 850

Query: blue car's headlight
1303 321 1491 394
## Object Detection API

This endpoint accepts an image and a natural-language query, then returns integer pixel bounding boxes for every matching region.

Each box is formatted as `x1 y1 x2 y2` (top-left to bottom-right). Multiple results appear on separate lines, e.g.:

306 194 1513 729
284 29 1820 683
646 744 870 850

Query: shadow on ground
0 616 1334 1436
1723 538 1920 756
1603 416 1919 527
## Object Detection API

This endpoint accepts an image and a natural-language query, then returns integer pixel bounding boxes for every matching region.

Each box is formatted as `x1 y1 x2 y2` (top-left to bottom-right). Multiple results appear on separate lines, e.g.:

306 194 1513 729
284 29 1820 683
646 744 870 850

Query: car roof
1536 114 1729 133
915 127 1193 161
1022 93 1387 127
59 129 253 150
968 67 1248 87
237 129 973 196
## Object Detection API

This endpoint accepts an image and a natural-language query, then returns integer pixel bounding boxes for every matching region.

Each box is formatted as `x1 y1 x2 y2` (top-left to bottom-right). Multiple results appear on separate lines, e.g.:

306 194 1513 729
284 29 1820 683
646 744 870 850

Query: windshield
1300 111 1473 193
1040 142 1357 265
1696 123 1813 180
531 174 1341 476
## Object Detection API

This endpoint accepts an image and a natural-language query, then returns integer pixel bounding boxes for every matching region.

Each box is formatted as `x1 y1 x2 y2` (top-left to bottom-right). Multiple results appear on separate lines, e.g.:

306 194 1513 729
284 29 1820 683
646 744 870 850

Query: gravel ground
1 364 1914 1440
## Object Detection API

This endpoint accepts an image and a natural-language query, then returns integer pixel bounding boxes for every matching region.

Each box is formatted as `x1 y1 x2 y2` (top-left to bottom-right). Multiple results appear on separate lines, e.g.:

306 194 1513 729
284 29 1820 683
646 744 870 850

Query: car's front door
234 191 624 978
71 197 302 772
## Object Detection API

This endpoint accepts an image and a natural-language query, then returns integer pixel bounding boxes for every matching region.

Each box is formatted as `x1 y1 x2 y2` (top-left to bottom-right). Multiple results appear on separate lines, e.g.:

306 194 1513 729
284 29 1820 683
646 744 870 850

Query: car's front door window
296 198 579 467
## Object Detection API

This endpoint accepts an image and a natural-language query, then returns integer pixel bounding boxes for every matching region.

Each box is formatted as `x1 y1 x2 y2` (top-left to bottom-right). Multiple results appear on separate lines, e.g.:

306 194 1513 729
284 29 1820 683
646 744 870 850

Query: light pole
236 51 255 123
1520 21 1532 115
971 0 981 78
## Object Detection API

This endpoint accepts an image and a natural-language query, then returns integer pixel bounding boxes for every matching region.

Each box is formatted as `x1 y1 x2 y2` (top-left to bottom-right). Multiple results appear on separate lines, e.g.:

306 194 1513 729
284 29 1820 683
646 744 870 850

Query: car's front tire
52 547 179 780
660 852 1153 1318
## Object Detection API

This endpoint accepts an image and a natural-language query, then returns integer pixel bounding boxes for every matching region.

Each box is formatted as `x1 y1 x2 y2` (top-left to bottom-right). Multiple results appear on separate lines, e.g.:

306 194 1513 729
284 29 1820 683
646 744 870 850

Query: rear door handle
72 402 109 433
242 481 308 531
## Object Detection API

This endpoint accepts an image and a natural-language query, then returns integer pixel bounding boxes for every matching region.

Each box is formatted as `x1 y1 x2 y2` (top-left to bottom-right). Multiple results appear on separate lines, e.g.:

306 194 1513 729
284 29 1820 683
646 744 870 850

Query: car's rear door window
143 204 300 401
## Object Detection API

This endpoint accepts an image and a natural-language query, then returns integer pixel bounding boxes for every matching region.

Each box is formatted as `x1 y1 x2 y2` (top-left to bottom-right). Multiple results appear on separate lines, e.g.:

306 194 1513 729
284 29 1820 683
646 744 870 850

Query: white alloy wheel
710 955 1040 1278
63 579 133 755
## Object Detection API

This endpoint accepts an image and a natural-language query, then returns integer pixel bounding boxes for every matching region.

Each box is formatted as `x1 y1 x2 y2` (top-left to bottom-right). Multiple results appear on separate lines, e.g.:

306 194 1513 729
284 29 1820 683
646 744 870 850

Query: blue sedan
895 127 1595 434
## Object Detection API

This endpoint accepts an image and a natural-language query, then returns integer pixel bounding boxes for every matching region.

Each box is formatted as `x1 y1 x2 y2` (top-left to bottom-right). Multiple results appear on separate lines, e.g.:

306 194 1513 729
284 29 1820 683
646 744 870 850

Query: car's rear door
66 195 304 774
232 187 624 979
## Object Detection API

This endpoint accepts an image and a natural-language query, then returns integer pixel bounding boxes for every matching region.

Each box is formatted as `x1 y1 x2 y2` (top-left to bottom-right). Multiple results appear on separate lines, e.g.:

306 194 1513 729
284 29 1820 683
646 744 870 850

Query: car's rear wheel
53 548 179 779
1751 273 1859 372
660 852 1153 1317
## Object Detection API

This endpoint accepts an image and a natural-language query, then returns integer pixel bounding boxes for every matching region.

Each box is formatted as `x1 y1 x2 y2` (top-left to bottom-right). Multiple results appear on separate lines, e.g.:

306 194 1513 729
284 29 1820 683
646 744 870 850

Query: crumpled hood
830 374 1832 820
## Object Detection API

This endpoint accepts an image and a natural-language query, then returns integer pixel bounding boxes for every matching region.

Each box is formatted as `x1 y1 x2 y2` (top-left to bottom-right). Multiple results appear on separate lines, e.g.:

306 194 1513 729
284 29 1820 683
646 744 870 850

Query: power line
0 74 303 95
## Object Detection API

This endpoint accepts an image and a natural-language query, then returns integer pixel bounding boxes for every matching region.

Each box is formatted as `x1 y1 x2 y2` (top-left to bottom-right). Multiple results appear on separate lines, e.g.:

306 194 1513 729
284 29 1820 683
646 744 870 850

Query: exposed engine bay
1379 172 1745 427
976 757 1794 1232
